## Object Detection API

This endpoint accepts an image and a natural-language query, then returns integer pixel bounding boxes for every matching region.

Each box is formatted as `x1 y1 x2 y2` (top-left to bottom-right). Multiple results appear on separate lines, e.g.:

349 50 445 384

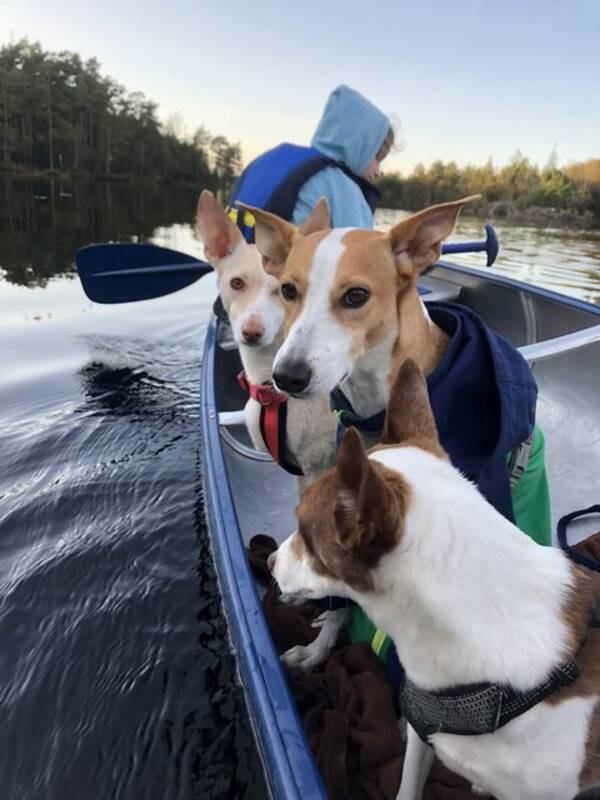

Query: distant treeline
377 155 600 227
0 40 241 193
2 40 599 228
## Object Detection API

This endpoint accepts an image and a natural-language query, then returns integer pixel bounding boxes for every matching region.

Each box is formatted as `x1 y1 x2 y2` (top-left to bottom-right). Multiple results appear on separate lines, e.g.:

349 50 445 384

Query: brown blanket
248 533 600 800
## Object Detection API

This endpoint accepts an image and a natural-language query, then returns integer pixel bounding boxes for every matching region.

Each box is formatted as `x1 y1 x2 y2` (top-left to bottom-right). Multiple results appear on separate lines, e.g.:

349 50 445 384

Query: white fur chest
431 694 598 800
243 397 268 454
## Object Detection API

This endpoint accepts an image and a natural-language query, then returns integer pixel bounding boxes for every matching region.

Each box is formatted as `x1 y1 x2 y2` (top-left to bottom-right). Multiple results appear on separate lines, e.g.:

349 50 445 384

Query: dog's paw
310 611 331 629
280 608 347 671
471 785 491 797
281 643 324 671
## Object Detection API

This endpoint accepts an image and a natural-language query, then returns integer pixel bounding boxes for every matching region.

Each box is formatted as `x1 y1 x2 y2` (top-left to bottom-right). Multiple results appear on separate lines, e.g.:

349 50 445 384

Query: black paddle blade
75 243 213 304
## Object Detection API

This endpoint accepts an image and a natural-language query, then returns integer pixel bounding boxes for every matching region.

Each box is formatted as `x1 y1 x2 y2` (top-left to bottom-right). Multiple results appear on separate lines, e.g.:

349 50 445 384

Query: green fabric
349 423 553 658
509 424 552 546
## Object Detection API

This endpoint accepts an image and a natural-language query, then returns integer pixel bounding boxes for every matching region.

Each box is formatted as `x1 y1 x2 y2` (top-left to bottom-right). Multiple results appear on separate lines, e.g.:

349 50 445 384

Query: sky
1 0 599 173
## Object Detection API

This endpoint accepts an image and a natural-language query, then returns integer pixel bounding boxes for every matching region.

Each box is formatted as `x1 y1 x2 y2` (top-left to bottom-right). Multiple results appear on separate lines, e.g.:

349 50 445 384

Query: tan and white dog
270 359 600 800
196 190 337 486
240 195 477 429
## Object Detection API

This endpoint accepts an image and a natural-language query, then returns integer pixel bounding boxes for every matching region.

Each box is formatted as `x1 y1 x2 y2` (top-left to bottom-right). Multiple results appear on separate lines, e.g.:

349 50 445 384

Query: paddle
76 224 499 304
441 223 499 267
76 243 213 304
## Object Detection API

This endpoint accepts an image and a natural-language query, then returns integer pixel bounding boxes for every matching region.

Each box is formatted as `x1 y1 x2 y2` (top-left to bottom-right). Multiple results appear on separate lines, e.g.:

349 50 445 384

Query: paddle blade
76 243 213 304
484 224 499 266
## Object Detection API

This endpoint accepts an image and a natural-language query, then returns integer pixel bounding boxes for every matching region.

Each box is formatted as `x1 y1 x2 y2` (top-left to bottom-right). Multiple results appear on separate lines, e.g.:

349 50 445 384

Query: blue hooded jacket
292 85 390 228
226 86 388 237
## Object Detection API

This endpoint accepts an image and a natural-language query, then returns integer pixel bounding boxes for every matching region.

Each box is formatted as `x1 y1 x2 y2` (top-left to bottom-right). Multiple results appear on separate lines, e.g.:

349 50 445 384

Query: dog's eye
281 283 298 301
230 277 245 290
341 287 370 308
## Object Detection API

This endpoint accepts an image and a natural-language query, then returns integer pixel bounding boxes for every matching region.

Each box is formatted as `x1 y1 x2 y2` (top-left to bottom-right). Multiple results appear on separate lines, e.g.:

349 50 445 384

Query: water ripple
0 312 265 799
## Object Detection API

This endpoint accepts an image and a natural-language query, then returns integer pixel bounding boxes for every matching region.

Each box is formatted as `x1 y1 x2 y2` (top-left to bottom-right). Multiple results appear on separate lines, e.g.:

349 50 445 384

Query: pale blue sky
2 0 599 172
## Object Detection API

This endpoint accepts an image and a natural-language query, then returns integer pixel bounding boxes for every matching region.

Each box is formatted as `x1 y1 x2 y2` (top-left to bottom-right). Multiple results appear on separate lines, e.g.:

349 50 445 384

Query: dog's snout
241 318 265 345
273 360 312 395
267 551 277 572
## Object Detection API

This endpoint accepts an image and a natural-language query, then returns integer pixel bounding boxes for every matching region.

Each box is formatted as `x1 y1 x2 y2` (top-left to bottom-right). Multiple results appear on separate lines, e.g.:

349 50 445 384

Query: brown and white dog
196 190 337 486
270 359 600 800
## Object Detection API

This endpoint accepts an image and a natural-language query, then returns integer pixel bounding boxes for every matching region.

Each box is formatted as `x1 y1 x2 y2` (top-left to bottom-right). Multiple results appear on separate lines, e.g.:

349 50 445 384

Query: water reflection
0 177 198 287
0 178 266 799
2 177 599 304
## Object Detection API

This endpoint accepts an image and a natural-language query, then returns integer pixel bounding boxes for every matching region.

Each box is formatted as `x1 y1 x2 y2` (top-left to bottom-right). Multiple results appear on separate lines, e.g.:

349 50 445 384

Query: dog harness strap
400 656 581 742
237 371 303 476
329 387 386 434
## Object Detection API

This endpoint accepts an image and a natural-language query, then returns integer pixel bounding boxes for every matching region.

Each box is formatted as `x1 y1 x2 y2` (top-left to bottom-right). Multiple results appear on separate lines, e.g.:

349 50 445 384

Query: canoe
200 258 600 799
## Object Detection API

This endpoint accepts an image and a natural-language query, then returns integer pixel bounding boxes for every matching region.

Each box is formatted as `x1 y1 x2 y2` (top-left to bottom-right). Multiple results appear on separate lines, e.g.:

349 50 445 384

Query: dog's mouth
278 590 308 607
286 387 313 400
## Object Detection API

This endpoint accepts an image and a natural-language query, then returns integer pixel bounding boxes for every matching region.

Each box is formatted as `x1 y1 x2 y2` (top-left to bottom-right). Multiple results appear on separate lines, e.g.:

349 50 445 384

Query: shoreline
0 164 201 187
2 166 599 231
471 201 597 232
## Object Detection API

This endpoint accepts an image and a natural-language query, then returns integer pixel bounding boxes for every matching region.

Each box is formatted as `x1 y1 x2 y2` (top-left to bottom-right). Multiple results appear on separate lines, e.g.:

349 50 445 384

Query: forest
0 40 242 193
377 155 600 227
1 40 599 226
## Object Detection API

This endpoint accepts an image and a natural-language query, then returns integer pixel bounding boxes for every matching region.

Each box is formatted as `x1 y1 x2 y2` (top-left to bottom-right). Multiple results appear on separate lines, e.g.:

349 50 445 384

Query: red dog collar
237 370 287 408
237 371 302 476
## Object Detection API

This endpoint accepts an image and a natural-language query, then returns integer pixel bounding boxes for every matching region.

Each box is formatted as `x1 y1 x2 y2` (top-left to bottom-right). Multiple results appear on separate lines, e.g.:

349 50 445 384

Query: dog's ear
382 359 442 453
334 428 400 551
196 190 243 267
298 197 331 236
237 203 296 278
388 195 480 277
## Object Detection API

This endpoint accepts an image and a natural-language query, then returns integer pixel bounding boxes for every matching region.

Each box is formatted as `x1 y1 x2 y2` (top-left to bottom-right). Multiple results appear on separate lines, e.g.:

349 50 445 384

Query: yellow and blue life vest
226 142 380 242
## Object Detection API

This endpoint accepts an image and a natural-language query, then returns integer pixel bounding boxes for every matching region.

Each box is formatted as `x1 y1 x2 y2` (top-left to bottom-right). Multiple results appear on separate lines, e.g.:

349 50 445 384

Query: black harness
400 656 582 743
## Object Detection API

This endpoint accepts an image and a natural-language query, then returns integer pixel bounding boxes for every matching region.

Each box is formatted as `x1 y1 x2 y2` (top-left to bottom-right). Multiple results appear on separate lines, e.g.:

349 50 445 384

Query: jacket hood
426 302 537 520
310 85 390 176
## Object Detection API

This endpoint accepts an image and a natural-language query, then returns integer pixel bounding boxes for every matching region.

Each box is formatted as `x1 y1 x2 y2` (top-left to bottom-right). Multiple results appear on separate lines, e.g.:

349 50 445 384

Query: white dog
196 190 338 485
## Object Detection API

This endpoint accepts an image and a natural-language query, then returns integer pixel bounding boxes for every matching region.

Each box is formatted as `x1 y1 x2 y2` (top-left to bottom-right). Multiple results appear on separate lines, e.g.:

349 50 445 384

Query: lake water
1 177 599 800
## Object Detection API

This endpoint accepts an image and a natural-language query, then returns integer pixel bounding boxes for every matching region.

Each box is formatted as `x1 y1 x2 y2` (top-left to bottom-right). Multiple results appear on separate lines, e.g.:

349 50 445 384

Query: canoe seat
418 276 462 303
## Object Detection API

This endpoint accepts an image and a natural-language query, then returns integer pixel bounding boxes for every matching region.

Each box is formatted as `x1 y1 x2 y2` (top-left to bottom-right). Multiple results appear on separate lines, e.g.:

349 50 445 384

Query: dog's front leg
244 398 267 453
396 723 434 800
280 608 348 671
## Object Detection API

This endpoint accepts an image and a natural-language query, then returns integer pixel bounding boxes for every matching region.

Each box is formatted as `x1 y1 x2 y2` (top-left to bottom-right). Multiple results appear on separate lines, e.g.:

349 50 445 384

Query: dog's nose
273 360 312 395
267 551 276 572
241 321 265 345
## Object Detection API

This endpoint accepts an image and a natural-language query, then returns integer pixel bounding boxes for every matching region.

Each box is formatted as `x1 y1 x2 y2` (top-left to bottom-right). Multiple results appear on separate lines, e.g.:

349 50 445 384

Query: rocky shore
481 201 596 230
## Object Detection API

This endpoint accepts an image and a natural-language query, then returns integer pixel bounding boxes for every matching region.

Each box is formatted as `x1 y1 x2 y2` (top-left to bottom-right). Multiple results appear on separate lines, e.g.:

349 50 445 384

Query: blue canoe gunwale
200 317 326 800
